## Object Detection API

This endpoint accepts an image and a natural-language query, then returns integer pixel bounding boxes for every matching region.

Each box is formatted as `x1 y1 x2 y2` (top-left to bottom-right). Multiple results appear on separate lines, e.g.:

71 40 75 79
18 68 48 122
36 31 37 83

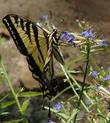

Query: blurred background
0 0 110 37
0 0 110 122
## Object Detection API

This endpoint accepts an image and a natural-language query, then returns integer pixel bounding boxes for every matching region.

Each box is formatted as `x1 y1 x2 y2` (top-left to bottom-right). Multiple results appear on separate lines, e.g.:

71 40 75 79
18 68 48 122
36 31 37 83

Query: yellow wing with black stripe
2 14 64 96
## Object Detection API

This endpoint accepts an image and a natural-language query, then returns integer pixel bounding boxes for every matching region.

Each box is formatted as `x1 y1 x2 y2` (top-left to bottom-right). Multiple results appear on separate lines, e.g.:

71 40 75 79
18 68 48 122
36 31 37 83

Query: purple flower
60 32 67 41
54 102 63 111
81 29 94 39
48 120 56 123
102 75 110 81
42 15 48 21
60 32 75 44
98 40 108 46
90 71 98 78
66 34 75 43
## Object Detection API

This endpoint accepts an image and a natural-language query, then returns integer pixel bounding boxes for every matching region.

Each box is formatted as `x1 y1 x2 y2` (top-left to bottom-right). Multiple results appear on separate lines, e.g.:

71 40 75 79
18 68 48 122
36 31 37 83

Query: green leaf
0 100 15 109
21 99 29 113
0 111 9 116
0 94 10 102
19 91 42 97
3 118 27 123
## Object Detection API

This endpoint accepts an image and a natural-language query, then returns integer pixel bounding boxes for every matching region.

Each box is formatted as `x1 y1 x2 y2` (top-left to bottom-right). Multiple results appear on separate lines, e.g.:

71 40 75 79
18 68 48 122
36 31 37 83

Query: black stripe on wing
20 17 25 30
26 55 42 80
11 15 32 42
2 15 44 81
25 21 31 41
32 23 45 63
3 15 28 56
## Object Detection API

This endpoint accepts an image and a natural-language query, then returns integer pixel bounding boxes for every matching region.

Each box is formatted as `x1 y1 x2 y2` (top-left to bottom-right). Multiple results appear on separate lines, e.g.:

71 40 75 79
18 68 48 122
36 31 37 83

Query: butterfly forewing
3 14 49 81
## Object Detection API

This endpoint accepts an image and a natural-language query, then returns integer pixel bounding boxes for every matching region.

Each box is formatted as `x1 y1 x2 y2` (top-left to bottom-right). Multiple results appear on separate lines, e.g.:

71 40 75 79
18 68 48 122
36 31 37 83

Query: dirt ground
1 0 110 37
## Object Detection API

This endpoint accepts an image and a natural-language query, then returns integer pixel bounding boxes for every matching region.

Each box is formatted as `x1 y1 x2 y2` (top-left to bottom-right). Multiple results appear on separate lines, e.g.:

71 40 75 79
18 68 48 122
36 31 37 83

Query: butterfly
2 14 64 99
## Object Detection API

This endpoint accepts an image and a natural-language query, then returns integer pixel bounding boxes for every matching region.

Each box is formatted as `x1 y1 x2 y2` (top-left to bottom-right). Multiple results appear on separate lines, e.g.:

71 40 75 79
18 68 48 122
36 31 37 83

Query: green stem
0 58 24 115
60 64 89 112
73 40 91 123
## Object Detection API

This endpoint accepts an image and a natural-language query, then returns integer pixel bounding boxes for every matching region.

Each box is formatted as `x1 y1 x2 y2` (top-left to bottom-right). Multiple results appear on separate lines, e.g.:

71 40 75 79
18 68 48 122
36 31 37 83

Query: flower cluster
81 29 95 40
90 71 99 78
54 102 63 111
97 40 108 47
47 102 63 123
42 15 48 21
60 29 108 48
102 75 110 81
40 16 108 49
90 67 110 81
60 31 75 44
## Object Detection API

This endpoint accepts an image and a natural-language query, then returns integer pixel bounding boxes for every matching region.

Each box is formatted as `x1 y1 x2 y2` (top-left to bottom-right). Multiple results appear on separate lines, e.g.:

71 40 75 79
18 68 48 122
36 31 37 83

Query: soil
0 0 110 37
